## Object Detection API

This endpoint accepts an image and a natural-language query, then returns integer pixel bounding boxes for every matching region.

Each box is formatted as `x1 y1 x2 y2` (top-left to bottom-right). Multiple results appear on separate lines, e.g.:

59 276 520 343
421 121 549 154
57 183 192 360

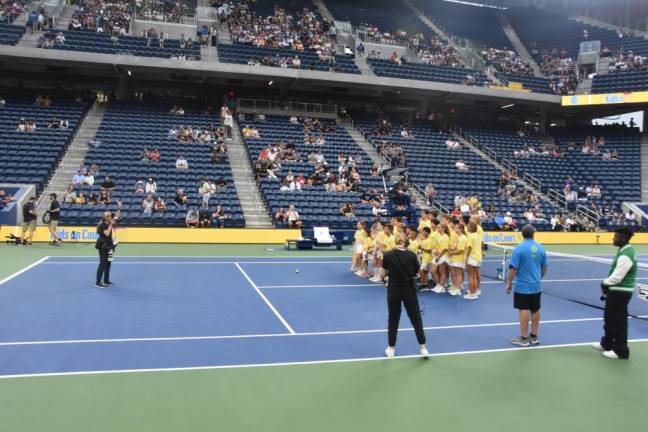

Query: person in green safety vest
593 227 637 359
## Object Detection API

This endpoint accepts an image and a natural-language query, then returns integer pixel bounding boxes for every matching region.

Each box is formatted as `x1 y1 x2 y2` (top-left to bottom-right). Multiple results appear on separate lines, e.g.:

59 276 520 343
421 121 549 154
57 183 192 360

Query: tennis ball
295 269 300 273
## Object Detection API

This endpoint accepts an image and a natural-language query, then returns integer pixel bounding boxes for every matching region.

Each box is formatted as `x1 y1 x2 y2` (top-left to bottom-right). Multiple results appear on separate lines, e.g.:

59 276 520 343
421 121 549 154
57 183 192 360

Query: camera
5 234 21 245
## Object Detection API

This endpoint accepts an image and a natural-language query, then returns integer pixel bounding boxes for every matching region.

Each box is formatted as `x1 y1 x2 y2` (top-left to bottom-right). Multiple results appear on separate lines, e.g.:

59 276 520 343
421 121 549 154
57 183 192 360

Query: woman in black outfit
96 211 116 288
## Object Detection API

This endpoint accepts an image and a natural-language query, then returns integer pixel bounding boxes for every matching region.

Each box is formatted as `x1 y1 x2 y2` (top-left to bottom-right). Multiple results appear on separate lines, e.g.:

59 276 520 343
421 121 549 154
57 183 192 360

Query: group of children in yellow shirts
351 212 484 300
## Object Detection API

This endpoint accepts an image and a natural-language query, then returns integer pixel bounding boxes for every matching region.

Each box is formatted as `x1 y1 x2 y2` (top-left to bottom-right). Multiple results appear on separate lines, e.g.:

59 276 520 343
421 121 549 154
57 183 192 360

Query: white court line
3 315 643 348
1 338 647 380
0 257 49 286
258 276 648 289
40 261 354 265
234 262 296 335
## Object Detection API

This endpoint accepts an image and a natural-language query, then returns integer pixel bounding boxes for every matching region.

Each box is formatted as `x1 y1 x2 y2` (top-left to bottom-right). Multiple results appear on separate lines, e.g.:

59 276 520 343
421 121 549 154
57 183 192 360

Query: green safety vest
608 245 637 292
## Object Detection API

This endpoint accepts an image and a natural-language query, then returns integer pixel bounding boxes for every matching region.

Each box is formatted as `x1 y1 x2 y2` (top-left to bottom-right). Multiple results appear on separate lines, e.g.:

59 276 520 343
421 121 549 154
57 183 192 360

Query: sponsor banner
562 91 648 107
1 226 645 245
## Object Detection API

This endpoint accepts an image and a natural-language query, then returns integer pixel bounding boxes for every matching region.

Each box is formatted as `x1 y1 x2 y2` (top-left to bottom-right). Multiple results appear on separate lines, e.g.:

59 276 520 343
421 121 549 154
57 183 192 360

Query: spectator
100 176 116 192
210 206 227 228
145 177 157 194
153 196 166 213
97 190 111 204
340 202 355 218
134 177 146 193
142 194 155 216
174 188 188 207
75 192 86 205
176 154 189 170
185 208 199 227
149 148 161 162
274 207 287 227
64 186 77 204
72 172 86 186
455 159 469 171
286 204 302 228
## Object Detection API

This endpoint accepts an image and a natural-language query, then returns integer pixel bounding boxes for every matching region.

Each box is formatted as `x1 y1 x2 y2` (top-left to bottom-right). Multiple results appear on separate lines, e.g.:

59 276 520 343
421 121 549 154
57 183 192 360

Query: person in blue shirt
505 225 548 347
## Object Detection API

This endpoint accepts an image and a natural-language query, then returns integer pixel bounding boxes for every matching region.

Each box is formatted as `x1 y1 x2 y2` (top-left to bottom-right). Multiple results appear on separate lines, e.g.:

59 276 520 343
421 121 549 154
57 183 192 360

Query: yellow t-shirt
418 219 431 231
437 234 450 258
381 234 396 252
420 237 434 263
477 225 484 237
467 232 483 262
408 238 420 254
354 229 366 244
363 236 374 253
451 234 467 264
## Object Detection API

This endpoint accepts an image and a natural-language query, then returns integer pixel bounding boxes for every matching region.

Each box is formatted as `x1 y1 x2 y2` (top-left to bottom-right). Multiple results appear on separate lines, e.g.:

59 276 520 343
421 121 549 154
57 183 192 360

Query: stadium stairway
495 12 543 78
227 119 273 228
642 134 648 202
403 0 500 85
36 102 107 216
314 0 335 22
451 126 561 211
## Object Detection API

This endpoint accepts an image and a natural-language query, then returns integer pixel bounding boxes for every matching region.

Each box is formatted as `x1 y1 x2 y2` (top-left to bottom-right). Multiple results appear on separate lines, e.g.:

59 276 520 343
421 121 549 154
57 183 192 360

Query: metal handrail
501 158 518 175
237 98 338 117
577 203 600 225
412 182 448 213
548 188 567 208
523 172 542 191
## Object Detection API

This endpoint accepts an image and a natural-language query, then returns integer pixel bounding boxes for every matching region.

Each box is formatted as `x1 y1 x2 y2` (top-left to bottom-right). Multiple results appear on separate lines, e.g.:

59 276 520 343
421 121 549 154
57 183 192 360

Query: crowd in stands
482 48 532 76
224 2 333 53
69 0 132 34
604 48 647 73
136 0 191 23
1 0 24 23
532 47 577 95
416 39 464 68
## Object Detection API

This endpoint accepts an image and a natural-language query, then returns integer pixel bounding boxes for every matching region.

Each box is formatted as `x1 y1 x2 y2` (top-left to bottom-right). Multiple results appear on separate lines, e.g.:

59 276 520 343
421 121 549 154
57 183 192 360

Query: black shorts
514 292 541 312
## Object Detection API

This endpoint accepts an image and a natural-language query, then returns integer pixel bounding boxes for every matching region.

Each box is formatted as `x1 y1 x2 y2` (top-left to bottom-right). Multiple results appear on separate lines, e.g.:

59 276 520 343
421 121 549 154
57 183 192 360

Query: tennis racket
42 211 51 224
637 284 648 303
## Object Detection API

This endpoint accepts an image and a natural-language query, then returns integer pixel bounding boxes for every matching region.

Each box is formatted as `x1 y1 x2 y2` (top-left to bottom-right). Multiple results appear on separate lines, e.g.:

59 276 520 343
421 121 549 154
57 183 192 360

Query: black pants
601 290 633 359
387 287 426 347
96 248 112 284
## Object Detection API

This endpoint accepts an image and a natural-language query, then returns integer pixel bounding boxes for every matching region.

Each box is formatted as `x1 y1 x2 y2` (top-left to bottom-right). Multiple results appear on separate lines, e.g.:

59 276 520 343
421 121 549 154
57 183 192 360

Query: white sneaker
384 346 395 358
369 276 380 283
354 270 364 277
591 342 604 351
476 290 482 296
420 345 429 358
431 285 446 294
350 267 356 273
463 293 479 300
602 350 620 359
449 288 462 296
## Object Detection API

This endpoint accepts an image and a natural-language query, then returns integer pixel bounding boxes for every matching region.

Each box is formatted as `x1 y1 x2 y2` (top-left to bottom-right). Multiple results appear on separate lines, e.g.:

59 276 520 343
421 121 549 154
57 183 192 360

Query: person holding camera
593 227 637 359
95 211 117 288
20 196 37 245
382 233 429 359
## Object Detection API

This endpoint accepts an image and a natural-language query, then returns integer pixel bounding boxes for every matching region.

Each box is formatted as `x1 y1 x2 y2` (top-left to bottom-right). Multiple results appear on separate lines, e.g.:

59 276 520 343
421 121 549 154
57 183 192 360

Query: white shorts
436 256 449 265
467 257 482 267
354 244 364 254
450 262 465 269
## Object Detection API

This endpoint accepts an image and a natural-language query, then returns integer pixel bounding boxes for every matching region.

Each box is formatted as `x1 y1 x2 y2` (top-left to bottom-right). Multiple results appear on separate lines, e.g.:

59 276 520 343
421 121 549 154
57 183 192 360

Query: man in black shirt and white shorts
20 196 37 245
48 193 62 245
382 233 429 358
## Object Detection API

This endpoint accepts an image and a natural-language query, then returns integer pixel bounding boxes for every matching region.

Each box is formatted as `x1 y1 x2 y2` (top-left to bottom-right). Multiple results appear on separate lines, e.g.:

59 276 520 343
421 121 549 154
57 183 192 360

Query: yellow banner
562 91 648 106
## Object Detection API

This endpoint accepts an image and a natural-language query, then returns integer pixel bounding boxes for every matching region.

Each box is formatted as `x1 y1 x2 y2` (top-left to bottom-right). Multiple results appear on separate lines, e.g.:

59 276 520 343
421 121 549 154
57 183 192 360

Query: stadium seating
239 116 385 229
414 0 509 49
40 29 201 59
356 119 557 230
497 73 553 94
465 127 641 214
367 58 490 86
326 0 433 41
218 44 360 74
59 101 244 227
0 93 87 192
0 23 25 45
592 70 648 93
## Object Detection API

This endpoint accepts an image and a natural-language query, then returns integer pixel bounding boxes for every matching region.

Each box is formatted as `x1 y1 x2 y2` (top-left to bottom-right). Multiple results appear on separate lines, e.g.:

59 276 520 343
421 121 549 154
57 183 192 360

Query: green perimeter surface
1 243 647 431
1 344 647 432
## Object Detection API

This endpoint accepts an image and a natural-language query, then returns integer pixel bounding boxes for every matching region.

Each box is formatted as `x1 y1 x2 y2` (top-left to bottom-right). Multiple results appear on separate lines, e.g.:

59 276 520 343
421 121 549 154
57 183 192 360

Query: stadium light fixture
268 80 274 86
501 103 514 109
127 70 132 76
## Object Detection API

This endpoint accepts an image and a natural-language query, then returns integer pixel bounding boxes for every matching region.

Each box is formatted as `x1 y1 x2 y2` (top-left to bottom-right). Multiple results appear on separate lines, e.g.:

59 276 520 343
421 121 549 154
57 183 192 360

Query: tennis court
1 244 648 431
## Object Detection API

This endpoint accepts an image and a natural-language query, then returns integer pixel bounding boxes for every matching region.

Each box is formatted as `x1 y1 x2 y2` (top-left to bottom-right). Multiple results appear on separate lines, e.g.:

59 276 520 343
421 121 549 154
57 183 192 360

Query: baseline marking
0 256 50 286
234 262 296 335
1 338 647 380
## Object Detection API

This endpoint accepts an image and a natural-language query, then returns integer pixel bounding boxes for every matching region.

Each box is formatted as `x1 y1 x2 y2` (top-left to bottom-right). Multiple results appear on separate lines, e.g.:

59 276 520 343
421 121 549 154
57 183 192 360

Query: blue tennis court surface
1 255 647 378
